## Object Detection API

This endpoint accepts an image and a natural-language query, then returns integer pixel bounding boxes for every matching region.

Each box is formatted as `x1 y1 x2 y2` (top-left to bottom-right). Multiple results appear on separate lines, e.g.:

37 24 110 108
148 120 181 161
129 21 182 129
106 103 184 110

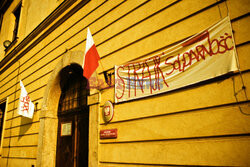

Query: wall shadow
18 116 33 140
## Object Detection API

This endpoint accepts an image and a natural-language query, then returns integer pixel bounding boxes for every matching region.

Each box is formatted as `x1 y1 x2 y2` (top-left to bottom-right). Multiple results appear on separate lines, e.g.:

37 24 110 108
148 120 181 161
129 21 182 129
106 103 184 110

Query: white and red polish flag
17 80 34 119
82 28 100 80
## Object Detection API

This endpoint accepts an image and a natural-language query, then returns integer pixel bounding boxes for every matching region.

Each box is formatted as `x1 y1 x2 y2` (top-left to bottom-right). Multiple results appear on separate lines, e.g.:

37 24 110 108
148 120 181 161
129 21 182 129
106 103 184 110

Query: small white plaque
61 122 72 136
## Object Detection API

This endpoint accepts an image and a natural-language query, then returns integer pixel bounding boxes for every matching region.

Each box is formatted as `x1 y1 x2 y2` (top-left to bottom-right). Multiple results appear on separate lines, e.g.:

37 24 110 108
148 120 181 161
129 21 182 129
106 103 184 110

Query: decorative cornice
0 0 90 74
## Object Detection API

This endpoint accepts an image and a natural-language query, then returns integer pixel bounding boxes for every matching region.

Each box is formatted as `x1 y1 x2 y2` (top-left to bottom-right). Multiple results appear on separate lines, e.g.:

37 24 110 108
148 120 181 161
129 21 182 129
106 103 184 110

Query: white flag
18 80 34 118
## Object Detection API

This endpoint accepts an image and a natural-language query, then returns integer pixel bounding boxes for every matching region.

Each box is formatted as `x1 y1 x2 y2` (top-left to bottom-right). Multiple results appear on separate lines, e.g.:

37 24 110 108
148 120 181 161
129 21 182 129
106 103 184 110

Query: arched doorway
56 64 89 167
37 51 99 167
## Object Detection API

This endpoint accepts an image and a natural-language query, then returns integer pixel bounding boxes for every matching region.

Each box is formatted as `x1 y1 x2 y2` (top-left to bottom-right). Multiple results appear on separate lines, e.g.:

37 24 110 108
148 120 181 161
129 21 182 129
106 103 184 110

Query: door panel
77 113 89 167
56 115 75 167
56 111 89 167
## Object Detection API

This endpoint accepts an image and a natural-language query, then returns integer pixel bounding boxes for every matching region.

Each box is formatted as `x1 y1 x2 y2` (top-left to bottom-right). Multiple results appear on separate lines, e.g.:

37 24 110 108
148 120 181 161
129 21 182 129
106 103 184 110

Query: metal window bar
58 79 88 114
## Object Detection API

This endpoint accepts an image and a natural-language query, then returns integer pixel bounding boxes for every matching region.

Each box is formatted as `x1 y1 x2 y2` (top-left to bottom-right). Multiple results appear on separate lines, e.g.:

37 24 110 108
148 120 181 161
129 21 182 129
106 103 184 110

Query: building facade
0 0 249 166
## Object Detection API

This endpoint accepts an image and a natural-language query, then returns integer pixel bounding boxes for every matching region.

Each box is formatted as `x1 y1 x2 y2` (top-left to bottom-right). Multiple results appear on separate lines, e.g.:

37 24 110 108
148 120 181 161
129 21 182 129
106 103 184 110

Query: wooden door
56 64 89 167
56 114 75 167
56 111 89 167
77 113 89 167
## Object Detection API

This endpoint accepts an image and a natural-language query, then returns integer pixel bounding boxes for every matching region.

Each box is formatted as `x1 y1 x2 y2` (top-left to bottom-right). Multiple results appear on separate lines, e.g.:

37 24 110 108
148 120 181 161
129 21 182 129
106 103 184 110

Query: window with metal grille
58 64 89 115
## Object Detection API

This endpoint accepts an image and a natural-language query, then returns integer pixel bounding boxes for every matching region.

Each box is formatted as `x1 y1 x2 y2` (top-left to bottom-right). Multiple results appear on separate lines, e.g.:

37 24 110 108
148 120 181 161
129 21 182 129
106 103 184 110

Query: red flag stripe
83 44 100 79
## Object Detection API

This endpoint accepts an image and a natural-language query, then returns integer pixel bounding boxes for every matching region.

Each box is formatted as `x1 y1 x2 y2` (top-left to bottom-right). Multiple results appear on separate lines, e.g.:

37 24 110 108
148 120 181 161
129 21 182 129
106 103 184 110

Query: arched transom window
58 64 89 115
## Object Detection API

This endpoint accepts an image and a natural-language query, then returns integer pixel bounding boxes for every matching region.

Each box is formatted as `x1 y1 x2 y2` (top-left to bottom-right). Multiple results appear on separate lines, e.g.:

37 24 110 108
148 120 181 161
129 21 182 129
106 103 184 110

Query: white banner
115 17 238 103
18 80 34 118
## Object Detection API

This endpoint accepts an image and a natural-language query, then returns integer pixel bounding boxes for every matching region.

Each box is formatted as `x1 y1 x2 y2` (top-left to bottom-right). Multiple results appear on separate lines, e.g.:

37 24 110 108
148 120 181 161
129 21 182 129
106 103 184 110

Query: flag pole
99 60 108 87
6 61 20 167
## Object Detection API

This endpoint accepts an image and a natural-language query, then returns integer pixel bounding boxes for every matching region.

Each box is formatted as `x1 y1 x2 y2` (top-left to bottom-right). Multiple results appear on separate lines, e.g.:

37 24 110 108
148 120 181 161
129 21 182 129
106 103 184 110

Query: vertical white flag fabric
18 80 34 119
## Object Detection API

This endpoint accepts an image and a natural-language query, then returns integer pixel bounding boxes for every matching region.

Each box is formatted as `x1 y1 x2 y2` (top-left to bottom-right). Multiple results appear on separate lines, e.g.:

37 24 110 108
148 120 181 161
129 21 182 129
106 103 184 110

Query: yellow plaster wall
0 0 63 62
23 0 63 36
0 0 249 166
96 0 250 166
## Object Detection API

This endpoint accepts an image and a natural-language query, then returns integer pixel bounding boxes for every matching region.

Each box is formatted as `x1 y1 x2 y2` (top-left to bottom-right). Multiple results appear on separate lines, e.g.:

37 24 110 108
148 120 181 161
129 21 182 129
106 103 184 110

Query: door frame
36 51 99 167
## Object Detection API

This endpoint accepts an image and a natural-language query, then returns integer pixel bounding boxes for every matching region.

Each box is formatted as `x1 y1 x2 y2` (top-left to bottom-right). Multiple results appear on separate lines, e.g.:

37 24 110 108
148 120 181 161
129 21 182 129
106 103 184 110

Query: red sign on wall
100 129 117 139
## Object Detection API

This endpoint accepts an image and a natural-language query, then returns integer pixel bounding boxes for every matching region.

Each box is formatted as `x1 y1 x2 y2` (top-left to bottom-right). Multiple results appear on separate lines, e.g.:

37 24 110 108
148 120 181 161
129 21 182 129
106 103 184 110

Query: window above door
58 64 89 115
